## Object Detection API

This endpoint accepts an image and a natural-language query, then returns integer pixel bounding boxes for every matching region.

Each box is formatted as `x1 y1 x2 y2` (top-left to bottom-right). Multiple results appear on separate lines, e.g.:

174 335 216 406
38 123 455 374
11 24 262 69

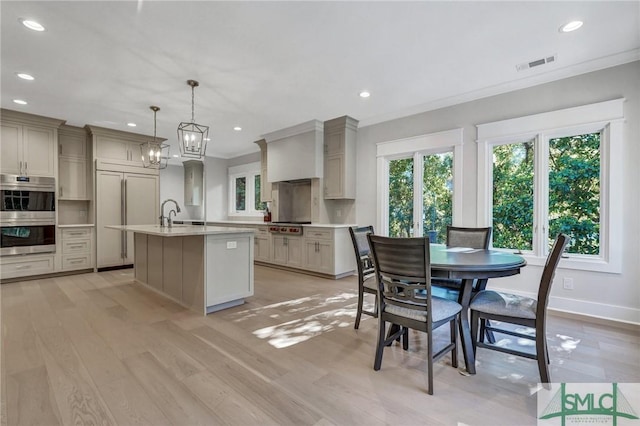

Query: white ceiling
2 1 639 160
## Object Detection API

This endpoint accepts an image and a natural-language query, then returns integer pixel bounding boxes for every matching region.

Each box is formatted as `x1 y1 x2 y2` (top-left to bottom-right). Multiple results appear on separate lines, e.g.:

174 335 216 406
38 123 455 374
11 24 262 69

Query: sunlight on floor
232 292 361 348
253 307 355 348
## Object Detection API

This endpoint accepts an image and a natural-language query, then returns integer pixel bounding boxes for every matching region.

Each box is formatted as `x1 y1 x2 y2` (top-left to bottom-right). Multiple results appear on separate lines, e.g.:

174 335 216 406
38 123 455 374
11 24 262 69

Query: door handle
19 161 23 175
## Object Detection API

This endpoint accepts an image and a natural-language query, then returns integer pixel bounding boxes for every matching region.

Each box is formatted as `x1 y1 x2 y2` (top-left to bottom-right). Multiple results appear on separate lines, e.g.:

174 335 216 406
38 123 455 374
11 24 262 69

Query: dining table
428 244 527 375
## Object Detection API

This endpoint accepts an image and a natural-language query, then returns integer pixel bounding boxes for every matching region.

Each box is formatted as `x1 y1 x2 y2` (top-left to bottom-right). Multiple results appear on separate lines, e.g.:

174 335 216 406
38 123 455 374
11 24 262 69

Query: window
377 128 463 241
477 99 624 272
228 162 266 216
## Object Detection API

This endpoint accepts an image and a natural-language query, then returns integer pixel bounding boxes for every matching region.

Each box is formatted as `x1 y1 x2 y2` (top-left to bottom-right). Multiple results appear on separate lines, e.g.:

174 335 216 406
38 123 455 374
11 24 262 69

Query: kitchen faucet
160 199 181 228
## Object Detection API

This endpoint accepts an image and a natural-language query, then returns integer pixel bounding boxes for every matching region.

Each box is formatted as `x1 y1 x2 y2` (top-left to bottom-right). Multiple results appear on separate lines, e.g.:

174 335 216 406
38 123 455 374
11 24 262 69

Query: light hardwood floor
1 266 638 425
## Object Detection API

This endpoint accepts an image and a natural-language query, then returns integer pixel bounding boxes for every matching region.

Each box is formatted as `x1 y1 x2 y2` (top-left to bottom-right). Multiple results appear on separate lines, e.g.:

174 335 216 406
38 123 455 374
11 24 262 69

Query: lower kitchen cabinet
303 227 334 274
0 254 55 280
207 222 356 279
254 226 271 262
60 226 94 271
272 234 302 267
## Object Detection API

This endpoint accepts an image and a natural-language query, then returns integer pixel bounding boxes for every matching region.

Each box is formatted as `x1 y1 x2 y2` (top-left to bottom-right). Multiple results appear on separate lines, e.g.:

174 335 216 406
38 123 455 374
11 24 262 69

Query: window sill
521 253 621 274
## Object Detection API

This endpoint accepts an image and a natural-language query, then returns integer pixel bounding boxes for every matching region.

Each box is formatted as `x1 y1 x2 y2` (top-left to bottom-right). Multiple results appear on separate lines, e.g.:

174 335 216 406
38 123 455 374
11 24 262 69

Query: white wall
204 156 230 220
159 164 192 221
355 61 640 324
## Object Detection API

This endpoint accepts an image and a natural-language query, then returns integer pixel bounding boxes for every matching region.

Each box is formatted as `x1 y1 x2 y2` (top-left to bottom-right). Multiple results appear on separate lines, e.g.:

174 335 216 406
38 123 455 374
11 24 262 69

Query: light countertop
58 224 95 228
205 220 356 228
106 224 255 237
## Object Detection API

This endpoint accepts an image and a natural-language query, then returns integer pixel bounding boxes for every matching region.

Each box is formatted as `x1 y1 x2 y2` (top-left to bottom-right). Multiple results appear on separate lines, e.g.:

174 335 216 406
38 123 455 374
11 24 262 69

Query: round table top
430 244 526 273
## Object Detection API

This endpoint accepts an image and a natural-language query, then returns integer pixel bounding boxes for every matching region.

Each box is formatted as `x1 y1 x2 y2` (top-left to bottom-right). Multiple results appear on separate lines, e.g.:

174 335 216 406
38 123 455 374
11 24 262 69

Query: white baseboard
488 286 640 326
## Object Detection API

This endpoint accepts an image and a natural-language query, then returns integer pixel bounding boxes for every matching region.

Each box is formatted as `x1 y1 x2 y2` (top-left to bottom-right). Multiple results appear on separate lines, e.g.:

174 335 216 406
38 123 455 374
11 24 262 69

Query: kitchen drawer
62 254 91 270
1 255 54 279
304 228 332 240
255 226 269 236
61 227 92 239
62 239 91 254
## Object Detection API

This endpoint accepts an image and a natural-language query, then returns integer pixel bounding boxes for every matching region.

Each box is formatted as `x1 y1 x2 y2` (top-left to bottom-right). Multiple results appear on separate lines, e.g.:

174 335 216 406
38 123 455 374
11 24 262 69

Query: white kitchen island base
109 225 254 315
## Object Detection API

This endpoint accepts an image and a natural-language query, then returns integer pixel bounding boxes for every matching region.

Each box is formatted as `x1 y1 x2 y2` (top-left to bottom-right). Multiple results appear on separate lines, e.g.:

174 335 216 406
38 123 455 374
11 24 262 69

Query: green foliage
548 133 600 254
423 153 453 243
254 175 266 211
235 177 246 211
493 133 600 255
388 158 414 237
493 142 534 250
388 154 453 241
387 132 600 256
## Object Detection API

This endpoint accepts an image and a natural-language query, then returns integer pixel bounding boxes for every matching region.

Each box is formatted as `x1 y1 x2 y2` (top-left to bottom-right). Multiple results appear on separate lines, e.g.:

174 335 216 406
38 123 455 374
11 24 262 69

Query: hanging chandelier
141 106 169 169
177 79 209 159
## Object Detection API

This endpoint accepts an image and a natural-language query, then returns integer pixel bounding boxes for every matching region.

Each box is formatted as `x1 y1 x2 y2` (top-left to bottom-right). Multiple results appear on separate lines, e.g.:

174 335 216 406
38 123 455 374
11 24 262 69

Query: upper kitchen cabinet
183 160 204 206
254 139 272 202
323 116 358 199
58 125 89 200
264 120 323 182
0 109 63 178
87 125 165 169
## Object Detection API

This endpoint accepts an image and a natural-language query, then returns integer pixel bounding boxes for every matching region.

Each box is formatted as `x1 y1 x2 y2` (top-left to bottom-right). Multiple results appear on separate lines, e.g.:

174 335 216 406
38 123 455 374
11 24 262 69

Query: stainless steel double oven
1 174 56 256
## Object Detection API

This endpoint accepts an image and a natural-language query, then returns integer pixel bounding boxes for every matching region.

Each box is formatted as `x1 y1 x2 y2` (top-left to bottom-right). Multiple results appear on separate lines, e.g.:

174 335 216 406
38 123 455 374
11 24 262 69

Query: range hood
263 120 323 182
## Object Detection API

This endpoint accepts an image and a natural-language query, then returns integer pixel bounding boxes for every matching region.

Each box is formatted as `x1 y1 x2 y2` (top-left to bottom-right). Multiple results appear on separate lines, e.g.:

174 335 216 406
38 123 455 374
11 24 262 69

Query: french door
386 151 453 243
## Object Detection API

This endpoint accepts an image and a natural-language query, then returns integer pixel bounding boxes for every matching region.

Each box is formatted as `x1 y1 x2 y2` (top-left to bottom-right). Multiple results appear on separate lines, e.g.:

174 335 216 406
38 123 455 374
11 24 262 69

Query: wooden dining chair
432 226 492 291
348 226 377 329
470 234 569 383
367 235 461 395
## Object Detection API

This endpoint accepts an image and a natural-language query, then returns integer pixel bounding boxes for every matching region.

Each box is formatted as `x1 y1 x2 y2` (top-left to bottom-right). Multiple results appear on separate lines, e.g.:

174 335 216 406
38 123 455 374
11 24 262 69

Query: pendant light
177 79 209 159
141 106 170 169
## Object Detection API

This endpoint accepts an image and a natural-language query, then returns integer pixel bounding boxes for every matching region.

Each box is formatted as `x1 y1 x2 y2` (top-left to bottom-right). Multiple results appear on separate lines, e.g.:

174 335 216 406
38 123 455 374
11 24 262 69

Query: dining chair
470 233 569 384
432 226 493 291
367 235 461 395
348 226 378 329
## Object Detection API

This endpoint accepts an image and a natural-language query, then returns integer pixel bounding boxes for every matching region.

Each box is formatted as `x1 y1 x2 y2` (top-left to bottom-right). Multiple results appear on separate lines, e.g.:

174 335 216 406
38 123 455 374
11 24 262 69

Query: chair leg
484 320 496 344
470 311 479 357
451 317 458 368
427 329 434 395
536 334 550 383
374 320 386 371
402 327 409 351
354 287 364 329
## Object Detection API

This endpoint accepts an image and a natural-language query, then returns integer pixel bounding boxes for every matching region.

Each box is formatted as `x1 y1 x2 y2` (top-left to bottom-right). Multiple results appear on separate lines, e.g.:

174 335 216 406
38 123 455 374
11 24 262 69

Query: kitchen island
107 224 254 314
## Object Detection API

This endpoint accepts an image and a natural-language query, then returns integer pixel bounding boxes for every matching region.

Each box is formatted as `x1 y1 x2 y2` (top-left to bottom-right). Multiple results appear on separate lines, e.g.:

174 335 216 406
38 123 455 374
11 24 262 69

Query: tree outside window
491 132 600 255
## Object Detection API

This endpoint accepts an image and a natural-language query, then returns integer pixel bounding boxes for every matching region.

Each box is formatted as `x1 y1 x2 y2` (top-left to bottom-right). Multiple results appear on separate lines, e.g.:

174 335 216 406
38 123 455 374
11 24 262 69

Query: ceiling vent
516 54 557 71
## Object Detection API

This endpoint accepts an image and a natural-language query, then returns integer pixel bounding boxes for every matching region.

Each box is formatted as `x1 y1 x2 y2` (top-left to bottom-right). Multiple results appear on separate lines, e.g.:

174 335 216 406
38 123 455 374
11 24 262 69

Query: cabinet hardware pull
69 259 83 264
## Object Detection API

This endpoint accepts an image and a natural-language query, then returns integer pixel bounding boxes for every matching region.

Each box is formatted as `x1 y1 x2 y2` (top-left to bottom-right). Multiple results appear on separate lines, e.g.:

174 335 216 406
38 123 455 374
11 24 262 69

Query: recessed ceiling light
172 154 180 158
127 122 137 127
17 73 35 81
359 91 371 98
13 99 28 105
560 21 583 33
19 19 45 32
204 138 211 141
233 126 242 131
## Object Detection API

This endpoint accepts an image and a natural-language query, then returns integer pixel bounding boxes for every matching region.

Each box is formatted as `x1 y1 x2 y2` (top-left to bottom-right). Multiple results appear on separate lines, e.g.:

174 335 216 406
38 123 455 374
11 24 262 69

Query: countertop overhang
106 224 255 237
